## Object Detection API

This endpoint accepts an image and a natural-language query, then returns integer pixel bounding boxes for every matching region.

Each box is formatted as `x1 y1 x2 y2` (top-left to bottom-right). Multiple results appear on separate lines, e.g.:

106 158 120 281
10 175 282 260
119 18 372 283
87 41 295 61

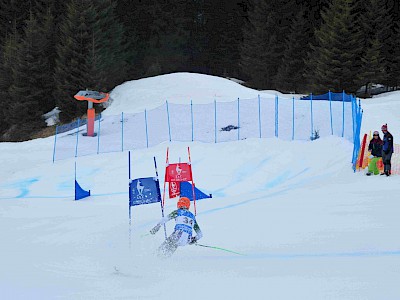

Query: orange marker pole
87 101 95 137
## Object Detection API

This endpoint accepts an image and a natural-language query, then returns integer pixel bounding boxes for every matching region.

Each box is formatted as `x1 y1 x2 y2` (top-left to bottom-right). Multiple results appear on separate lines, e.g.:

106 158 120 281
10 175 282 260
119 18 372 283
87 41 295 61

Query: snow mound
104 72 277 115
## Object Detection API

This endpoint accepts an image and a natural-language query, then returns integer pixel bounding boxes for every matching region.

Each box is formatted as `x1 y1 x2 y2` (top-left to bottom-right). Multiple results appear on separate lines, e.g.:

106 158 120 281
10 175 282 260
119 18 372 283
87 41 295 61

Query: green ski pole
195 243 245 256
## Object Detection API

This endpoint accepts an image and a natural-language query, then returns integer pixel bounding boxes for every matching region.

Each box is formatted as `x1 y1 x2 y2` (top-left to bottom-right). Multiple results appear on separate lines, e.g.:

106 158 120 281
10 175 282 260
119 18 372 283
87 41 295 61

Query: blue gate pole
237 98 240 140
258 95 261 138
121 112 124 152
166 100 172 142
214 99 217 143
97 114 101 154
275 95 279 138
342 90 345 137
52 125 58 163
292 96 295 140
145 109 149 148
75 118 80 158
310 93 314 139
191 100 194 142
329 90 333 135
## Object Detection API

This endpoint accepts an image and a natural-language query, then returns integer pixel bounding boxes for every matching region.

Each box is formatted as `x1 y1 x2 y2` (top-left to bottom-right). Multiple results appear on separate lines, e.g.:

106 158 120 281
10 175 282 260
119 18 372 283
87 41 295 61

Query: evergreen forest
0 0 399 141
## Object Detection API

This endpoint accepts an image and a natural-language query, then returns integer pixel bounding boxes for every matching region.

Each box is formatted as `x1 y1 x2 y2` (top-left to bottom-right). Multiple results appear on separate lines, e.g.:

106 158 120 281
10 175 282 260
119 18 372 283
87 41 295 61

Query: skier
150 196 203 257
381 124 394 176
366 131 383 176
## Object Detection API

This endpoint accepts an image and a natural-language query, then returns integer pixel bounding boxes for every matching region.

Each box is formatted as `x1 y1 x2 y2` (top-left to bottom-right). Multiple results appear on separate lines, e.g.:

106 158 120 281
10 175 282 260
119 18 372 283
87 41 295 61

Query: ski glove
150 224 161 235
189 237 197 245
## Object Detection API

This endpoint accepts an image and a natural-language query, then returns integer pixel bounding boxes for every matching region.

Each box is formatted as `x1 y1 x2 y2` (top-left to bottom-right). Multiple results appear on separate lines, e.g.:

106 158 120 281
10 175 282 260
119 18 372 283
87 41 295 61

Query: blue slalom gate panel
75 180 91 200
180 181 212 201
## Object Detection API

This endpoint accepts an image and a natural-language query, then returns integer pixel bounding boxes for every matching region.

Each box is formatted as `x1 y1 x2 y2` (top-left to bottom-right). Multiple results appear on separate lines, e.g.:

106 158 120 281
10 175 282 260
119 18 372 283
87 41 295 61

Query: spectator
366 131 383 176
381 124 394 176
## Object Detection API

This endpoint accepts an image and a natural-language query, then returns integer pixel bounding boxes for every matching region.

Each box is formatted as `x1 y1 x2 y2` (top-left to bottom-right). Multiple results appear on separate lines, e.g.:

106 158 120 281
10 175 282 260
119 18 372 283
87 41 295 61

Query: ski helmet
373 131 379 135
177 197 190 209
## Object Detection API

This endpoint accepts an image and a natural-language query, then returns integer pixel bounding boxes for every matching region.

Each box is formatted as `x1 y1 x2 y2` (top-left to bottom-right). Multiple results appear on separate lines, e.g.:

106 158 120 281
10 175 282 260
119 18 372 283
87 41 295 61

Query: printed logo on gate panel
165 163 192 182
169 181 180 198
129 177 161 206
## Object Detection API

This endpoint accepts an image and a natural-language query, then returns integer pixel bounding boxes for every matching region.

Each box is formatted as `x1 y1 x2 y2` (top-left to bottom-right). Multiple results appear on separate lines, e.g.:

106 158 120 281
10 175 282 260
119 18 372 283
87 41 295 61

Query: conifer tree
0 29 19 137
306 0 361 93
7 14 49 140
54 0 129 122
358 38 385 95
356 0 390 94
202 0 248 77
241 0 299 89
53 0 95 122
383 6 400 88
275 9 311 93
240 0 280 88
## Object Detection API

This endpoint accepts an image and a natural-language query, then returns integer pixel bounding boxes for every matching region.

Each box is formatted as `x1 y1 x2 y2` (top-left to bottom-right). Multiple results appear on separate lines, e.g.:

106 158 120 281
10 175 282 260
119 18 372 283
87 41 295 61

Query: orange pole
87 108 95 137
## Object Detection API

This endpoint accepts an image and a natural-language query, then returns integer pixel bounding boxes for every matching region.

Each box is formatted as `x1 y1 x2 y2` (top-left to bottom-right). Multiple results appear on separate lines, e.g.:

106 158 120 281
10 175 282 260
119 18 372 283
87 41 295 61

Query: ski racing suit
150 208 203 257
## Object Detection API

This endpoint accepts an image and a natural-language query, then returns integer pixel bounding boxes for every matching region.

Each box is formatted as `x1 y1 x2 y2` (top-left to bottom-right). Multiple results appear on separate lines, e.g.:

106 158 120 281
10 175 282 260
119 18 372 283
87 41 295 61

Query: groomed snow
1 73 399 300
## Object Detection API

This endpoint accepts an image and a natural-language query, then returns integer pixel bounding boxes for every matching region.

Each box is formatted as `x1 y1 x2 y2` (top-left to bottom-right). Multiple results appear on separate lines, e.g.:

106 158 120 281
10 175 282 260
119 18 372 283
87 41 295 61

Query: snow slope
104 72 277 115
1 73 400 300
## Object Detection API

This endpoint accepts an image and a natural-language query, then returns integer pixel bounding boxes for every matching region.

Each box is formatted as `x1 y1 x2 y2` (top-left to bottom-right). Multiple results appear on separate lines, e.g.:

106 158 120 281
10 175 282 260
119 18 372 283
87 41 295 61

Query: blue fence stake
310 93 314 138
191 100 194 142
214 100 217 143
121 112 124 152
75 118 80 158
128 151 131 226
145 109 149 148
275 95 279 138
292 96 295 140
52 126 58 163
166 100 172 142
329 90 333 135
237 98 240 140
97 114 101 154
258 95 261 138
342 90 345 137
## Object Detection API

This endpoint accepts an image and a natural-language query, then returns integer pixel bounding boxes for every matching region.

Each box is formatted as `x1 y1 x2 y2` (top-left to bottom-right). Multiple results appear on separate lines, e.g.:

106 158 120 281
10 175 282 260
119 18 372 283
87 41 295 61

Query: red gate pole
188 147 197 215
162 147 169 207
359 134 368 170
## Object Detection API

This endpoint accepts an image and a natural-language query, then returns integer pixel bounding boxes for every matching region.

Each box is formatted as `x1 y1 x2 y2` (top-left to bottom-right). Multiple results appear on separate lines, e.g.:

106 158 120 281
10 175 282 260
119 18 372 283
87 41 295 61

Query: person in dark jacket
381 124 394 176
366 131 383 176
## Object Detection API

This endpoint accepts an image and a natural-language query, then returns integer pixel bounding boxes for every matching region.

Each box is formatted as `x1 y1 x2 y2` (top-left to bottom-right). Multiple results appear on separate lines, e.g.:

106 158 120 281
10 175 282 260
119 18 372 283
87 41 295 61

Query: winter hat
381 124 388 131
373 131 379 135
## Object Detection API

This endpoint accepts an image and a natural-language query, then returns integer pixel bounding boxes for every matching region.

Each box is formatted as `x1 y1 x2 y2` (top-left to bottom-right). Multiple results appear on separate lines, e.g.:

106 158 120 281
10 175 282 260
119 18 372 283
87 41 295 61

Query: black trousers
382 152 392 173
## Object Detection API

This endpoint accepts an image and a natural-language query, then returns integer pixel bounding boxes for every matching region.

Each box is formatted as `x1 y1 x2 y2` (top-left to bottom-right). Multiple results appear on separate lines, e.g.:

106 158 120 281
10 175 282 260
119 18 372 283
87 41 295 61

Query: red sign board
165 163 192 182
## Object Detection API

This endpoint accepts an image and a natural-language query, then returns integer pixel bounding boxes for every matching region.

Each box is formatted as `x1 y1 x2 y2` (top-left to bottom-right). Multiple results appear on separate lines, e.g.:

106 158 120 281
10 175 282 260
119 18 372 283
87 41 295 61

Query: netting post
96 114 101 154
166 100 172 142
258 95 261 138
75 118 80 158
310 93 314 139
214 99 217 143
342 90 345 137
145 109 149 148
275 95 278 138
191 100 194 142
121 112 124 152
329 90 333 135
52 125 58 163
292 96 295 140
237 98 240 140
